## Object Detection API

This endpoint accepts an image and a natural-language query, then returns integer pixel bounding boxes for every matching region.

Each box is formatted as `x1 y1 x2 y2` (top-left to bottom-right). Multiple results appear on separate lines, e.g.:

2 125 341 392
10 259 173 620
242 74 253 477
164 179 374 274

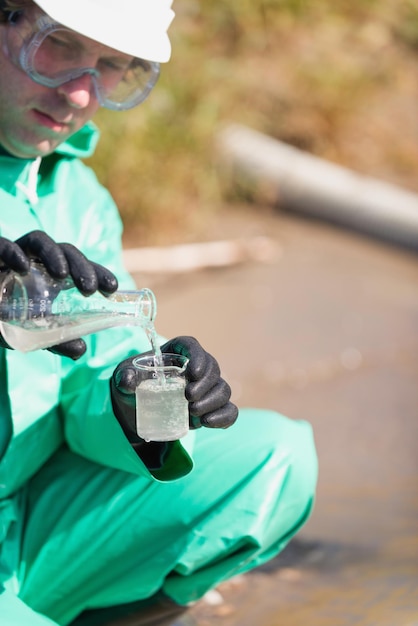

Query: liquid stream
145 321 165 380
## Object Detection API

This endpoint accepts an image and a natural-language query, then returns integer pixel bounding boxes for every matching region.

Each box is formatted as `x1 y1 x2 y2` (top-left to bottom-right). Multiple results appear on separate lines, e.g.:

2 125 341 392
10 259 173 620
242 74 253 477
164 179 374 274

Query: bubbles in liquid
136 377 188 442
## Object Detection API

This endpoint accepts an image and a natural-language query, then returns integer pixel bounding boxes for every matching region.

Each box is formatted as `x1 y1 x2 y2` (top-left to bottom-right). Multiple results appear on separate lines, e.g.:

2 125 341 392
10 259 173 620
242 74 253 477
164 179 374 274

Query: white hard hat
32 0 175 62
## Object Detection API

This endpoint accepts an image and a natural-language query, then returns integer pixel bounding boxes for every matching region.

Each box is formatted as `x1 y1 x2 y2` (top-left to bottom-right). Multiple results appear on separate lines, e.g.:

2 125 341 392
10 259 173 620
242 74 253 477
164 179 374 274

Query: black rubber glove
110 336 238 462
161 336 238 429
0 231 118 359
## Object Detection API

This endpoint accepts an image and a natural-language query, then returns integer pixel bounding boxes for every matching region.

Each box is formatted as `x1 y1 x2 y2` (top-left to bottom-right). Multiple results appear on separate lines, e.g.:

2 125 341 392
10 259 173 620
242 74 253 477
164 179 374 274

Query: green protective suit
0 123 318 626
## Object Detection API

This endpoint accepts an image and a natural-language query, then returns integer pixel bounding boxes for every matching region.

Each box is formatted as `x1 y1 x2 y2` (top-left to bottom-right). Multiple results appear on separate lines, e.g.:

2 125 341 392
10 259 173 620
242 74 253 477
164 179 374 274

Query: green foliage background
86 0 418 245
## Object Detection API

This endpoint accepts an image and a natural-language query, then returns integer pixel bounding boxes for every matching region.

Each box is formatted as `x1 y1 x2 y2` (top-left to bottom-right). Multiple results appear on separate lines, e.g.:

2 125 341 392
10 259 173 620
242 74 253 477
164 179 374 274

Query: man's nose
57 74 95 109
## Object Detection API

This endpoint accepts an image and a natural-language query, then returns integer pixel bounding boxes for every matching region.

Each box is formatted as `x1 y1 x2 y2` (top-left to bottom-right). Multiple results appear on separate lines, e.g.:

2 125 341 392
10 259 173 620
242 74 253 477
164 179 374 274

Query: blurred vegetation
86 0 418 245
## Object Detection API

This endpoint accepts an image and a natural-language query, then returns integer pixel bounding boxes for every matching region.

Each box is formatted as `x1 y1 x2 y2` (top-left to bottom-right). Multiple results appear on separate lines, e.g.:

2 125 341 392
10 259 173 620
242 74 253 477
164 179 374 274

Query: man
0 1 318 625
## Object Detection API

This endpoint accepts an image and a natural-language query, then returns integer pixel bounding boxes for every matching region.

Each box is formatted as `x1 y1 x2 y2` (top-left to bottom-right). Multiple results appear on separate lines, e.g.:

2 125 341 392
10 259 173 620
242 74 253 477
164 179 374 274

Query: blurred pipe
123 237 281 274
217 124 418 251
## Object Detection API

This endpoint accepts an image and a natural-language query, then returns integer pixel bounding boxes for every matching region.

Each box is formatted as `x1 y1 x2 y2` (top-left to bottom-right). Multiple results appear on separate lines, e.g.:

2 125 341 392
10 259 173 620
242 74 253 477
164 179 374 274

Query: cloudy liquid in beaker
136 376 188 441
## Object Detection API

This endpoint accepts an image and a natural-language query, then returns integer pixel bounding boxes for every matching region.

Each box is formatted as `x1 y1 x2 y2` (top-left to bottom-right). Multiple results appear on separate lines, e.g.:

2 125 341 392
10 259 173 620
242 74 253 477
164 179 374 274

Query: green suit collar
55 121 100 158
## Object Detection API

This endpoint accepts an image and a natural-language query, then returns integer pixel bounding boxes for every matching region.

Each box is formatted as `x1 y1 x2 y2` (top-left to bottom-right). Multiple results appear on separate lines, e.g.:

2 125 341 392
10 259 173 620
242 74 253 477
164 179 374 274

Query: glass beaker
133 353 189 442
0 260 156 352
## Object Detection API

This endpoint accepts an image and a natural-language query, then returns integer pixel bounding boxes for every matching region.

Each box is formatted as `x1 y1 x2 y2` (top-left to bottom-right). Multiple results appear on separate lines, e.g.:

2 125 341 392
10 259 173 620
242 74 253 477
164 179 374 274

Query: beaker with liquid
134 353 189 442
0 261 157 352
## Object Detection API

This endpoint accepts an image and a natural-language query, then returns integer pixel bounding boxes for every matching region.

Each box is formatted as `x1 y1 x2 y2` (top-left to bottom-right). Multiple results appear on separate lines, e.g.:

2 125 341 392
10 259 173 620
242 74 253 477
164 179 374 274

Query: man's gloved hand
110 336 239 445
0 230 118 359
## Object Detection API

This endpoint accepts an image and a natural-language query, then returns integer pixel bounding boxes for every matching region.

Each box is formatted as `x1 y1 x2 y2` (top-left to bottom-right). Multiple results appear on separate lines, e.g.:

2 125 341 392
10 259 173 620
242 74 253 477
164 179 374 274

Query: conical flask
0 261 156 352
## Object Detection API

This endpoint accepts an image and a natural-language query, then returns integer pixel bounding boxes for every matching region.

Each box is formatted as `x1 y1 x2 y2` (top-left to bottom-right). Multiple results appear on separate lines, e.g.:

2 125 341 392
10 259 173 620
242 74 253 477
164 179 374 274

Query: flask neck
105 288 157 323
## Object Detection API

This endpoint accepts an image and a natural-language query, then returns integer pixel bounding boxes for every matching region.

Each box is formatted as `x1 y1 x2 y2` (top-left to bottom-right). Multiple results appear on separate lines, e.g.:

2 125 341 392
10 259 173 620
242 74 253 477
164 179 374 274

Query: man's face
0 13 125 159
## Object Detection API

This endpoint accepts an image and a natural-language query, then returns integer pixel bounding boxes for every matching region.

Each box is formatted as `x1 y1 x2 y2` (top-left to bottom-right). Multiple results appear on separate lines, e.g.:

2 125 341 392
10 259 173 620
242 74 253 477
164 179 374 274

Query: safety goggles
5 9 160 110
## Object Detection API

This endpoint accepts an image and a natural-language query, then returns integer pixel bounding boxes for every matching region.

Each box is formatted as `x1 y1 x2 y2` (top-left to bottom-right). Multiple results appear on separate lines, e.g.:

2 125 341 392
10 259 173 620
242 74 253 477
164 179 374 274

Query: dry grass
85 0 418 246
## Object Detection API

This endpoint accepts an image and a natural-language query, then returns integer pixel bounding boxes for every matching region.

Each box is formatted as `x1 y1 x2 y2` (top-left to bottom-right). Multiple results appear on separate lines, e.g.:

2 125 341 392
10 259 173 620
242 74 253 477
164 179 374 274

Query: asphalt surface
131 207 418 626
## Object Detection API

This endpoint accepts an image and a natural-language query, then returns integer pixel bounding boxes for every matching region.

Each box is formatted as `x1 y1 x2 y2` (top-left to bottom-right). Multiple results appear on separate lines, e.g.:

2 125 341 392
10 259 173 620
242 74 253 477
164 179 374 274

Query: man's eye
100 59 129 73
42 34 79 61
48 35 72 49
104 62 124 72
132 58 151 72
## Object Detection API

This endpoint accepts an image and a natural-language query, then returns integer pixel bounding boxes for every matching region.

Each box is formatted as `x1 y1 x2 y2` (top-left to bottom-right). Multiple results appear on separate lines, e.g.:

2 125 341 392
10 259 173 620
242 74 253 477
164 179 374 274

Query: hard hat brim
33 0 174 62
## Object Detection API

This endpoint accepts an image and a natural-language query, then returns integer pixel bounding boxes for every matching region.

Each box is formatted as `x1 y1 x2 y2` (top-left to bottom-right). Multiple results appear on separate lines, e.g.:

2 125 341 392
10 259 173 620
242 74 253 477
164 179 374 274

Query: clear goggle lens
6 12 160 110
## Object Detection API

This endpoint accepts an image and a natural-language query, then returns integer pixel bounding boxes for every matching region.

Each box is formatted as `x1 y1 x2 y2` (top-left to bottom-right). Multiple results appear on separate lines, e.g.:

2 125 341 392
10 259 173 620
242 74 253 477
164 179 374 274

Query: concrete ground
132 206 418 626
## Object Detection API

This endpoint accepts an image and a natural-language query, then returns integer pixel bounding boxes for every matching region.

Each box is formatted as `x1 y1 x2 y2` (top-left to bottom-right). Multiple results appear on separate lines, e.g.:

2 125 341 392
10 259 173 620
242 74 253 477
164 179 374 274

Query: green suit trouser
0 409 317 626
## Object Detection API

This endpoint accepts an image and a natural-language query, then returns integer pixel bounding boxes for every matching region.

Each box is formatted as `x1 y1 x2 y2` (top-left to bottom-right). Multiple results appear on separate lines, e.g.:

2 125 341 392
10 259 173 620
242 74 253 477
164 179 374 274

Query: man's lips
31 109 72 131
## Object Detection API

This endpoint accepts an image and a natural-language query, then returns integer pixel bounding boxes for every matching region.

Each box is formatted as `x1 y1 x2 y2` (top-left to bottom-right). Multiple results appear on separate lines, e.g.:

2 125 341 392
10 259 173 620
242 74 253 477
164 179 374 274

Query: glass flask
0 261 156 352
